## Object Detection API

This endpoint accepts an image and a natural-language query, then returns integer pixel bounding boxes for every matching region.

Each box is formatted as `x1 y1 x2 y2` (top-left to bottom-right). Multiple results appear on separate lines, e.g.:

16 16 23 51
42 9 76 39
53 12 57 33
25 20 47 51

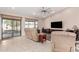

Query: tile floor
0 36 78 52
0 36 52 52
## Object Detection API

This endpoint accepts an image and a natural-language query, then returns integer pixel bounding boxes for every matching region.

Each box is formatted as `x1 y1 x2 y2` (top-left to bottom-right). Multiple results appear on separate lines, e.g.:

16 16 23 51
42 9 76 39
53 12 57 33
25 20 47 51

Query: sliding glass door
2 18 21 39
2 19 13 39
13 20 21 37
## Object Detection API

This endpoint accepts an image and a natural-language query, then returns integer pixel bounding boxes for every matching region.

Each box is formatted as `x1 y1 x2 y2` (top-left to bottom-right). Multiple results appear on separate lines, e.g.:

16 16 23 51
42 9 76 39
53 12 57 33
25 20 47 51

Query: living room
1 0 79 59
0 7 78 52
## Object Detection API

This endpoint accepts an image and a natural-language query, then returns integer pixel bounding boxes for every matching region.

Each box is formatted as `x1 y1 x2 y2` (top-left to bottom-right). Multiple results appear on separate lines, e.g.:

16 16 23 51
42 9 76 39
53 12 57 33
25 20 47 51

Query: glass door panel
16 21 21 36
2 19 13 39
13 20 21 37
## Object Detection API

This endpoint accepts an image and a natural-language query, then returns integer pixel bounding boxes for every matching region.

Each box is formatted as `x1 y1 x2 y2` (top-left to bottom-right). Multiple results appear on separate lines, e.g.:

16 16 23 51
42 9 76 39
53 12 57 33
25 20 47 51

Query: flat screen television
51 21 62 28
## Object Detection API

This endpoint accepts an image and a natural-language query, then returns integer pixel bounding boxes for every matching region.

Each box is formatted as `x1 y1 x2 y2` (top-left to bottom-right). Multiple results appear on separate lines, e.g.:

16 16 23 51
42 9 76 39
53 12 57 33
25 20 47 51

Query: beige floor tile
0 36 52 52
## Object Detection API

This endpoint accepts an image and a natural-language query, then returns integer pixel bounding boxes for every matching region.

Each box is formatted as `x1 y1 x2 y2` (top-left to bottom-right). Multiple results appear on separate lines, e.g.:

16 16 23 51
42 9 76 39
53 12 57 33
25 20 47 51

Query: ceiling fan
40 7 52 14
36 7 53 18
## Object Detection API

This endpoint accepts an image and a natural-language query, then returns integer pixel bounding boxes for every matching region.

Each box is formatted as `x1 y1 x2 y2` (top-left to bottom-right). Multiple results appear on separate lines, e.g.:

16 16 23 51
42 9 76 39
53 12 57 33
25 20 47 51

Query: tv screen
51 21 62 28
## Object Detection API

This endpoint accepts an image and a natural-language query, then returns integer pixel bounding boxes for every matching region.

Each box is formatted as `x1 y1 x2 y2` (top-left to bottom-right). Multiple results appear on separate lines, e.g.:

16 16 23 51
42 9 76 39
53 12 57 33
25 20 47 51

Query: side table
38 33 46 43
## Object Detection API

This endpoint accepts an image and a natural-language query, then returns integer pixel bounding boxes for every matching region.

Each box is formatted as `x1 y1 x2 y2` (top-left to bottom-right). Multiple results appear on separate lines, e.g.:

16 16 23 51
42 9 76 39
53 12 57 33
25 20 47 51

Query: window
25 21 38 28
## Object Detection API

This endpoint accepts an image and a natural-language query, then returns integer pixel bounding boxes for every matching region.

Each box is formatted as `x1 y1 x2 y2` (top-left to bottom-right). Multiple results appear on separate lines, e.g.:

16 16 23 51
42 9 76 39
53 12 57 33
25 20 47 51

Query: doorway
2 18 21 39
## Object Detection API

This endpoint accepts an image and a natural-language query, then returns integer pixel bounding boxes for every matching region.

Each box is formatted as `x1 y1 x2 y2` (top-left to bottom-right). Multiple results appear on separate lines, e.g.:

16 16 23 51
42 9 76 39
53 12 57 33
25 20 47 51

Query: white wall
21 17 26 36
38 19 45 29
0 15 2 40
44 8 79 30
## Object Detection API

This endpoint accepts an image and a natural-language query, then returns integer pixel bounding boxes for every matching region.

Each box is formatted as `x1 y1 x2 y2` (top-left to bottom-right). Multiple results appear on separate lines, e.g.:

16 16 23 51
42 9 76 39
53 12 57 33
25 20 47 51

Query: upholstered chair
30 28 38 41
24 28 39 42
24 28 32 39
51 31 76 52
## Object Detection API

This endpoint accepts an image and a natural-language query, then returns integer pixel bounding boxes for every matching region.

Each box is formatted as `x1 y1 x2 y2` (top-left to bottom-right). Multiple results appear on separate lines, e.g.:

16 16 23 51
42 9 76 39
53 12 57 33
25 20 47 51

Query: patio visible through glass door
13 20 21 37
2 19 13 39
2 19 21 39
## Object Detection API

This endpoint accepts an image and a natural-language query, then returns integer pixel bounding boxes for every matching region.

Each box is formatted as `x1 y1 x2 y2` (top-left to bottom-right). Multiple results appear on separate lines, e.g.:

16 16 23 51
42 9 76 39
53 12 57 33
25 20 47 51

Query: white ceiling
0 7 66 19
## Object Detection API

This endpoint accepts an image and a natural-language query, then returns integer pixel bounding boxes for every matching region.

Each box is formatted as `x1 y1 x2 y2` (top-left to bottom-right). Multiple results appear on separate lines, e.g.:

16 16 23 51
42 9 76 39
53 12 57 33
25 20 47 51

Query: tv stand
42 28 63 34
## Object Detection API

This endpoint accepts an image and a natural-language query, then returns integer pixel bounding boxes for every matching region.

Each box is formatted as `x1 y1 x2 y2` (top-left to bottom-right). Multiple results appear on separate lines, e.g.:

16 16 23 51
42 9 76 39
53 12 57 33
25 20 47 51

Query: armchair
24 28 39 42
51 31 76 52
